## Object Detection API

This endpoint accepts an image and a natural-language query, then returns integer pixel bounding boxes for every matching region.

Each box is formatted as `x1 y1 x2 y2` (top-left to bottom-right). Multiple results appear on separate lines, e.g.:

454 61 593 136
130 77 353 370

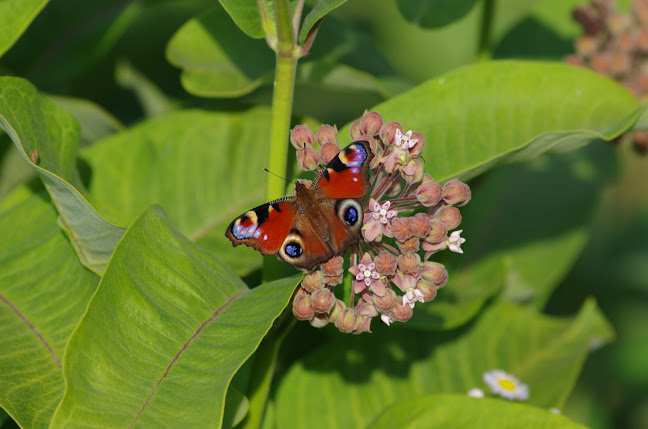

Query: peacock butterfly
225 140 374 270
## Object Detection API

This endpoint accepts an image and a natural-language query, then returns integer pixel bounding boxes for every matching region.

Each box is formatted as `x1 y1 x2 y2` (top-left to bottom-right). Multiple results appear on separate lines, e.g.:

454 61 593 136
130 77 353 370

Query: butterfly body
226 141 373 270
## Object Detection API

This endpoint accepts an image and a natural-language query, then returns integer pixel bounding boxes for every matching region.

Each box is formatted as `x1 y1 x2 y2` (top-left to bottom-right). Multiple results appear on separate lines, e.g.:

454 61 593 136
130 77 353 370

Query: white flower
371 199 397 224
483 369 529 401
381 314 393 326
402 288 424 309
395 129 418 150
447 229 466 254
467 388 485 398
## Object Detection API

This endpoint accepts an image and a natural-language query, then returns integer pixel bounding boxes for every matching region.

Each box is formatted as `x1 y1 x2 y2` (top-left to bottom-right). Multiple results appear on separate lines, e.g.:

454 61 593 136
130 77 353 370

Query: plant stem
477 0 496 62
239 306 297 429
263 0 299 282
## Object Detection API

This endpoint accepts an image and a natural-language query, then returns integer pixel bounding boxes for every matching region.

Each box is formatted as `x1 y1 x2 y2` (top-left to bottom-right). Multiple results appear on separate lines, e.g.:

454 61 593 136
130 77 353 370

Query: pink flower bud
408 131 425 155
316 124 338 146
349 120 362 140
442 179 471 206
392 300 413 322
379 121 402 145
290 124 315 149
319 142 340 164
609 52 630 77
301 270 324 292
311 287 335 313
309 313 329 328
335 308 359 333
391 217 414 242
374 251 397 275
360 111 383 136
320 255 344 276
434 206 462 230
397 252 421 274
419 261 448 288
292 294 314 320
373 288 398 311
411 213 431 237
416 282 437 302
297 147 320 171
637 28 648 52
352 315 372 334
397 236 420 254
416 181 443 206
425 219 447 243
323 274 343 286
591 53 612 75
401 158 424 183
575 36 600 57
327 299 345 323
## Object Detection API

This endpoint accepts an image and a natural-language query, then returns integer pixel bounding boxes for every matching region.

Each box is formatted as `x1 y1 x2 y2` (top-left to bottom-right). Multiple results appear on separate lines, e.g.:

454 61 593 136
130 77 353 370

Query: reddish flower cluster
566 0 648 154
290 111 471 334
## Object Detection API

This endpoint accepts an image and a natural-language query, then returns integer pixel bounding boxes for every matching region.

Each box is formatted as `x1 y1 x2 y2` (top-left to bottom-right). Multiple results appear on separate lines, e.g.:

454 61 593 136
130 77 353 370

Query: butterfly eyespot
284 242 303 258
344 206 358 226
336 199 362 229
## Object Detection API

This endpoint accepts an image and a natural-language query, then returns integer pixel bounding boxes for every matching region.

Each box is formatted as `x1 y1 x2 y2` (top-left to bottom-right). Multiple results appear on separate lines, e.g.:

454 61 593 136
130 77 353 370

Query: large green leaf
273 300 613 429
457 143 615 308
342 61 640 183
79 107 273 275
0 186 98 428
405 254 505 330
0 0 48 58
51 206 299 428
395 0 479 28
0 77 125 275
167 7 275 98
370 394 585 429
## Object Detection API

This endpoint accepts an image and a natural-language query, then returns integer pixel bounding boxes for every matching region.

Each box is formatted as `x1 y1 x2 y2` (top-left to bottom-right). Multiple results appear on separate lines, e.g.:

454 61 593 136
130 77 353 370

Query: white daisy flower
467 387 485 398
483 369 529 400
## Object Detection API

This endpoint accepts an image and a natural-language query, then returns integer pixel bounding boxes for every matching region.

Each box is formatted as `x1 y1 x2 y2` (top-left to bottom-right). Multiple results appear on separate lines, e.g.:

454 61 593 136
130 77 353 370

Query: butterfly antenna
263 168 290 183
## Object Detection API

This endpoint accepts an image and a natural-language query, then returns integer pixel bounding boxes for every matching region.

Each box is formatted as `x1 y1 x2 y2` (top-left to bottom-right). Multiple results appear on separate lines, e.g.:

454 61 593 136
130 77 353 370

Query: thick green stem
263 0 299 282
477 0 496 62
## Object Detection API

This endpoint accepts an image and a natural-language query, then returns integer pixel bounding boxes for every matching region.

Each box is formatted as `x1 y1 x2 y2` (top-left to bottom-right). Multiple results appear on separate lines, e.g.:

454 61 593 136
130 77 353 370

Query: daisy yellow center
498 379 516 391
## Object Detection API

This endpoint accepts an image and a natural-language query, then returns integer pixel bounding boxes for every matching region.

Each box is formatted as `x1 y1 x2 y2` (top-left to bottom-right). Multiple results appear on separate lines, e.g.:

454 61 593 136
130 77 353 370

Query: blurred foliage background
1 0 647 428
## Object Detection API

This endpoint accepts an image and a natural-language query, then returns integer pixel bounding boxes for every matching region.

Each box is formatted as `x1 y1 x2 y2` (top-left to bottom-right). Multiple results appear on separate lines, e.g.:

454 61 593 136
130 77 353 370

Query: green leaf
51 206 298 428
0 0 48 58
344 61 640 183
0 77 125 275
45 94 124 147
274 300 613 429
167 7 274 98
395 0 479 29
370 394 586 429
459 143 615 307
223 386 249 429
79 107 272 275
0 186 98 428
298 0 347 44
217 0 267 39
405 255 505 330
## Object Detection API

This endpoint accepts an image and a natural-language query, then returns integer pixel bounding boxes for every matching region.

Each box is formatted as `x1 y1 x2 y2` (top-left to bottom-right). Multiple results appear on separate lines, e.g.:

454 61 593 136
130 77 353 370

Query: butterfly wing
225 140 374 271
312 140 374 200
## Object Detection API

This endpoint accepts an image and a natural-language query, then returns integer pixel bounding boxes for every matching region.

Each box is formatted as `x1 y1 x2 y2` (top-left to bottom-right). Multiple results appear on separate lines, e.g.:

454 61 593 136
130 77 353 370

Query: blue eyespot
344 206 358 226
285 242 303 258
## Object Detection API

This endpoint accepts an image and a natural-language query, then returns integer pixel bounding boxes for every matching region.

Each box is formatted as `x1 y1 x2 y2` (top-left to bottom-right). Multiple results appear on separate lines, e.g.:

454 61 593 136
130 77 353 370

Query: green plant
0 1 646 428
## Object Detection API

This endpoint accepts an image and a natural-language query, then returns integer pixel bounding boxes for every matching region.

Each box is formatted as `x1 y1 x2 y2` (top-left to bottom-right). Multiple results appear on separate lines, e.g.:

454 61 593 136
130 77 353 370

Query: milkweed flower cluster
566 0 648 154
290 111 472 334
